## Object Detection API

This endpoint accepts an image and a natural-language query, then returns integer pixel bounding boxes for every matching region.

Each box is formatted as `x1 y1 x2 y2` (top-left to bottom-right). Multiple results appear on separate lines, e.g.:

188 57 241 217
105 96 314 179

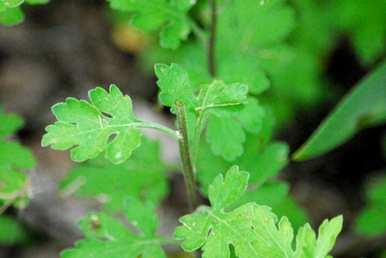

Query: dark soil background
0 1 385 257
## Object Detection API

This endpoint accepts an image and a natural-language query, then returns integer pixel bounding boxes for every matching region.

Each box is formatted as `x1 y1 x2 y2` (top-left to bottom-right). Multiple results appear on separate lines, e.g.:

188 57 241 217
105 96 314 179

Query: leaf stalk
175 101 198 211
208 0 218 77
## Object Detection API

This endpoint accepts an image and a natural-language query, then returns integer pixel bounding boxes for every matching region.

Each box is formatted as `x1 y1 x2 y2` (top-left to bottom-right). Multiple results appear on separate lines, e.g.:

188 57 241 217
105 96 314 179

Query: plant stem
208 0 218 77
175 101 198 211
135 121 180 140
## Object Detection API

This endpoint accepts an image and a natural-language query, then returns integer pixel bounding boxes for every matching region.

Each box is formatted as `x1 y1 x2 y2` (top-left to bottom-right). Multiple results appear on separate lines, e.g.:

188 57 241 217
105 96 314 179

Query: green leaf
0 110 35 210
215 0 295 94
355 175 386 236
333 0 386 64
3 0 23 8
61 199 166 258
175 167 343 258
206 115 245 161
197 81 248 112
25 0 49 4
142 0 295 94
61 138 168 211
42 84 143 164
200 81 256 161
294 216 343 258
108 0 195 49
0 6 24 25
154 63 261 161
0 141 36 170
154 63 196 112
208 166 249 210
294 61 386 161
0 215 28 245
0 141 34 208
248 142 289 184
0 108 24 138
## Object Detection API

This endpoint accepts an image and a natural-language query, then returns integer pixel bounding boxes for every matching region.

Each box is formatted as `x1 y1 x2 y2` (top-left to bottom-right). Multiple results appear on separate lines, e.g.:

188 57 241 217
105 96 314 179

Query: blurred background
0 0 385 257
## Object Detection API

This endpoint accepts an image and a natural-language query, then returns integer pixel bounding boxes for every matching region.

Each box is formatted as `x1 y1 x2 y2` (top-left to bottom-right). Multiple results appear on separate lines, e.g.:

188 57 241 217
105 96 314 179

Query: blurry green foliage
0 215 28 245
0 109 34 245
0 0 49 25
61 138 168 212
355 175 386 237
61 197 167 258
107 0 195 49
0 108 35 210
333 0 386 64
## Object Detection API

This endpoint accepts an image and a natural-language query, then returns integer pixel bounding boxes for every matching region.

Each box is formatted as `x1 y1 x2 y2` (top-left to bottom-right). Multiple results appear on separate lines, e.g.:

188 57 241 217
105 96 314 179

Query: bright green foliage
42 84 143 164
333 0 386 64
147 0 295 94
294 62 386 161
0 2 23 25
355 176 386 236
0 109 35 209
215 0 295 94
61 197 166 258
155 63 263 161
61 138 168 211
108 0 195 49
155 63 196 112
0 0 49 25
140 0 326 125
175 166 343 258
0 215 28 244
196 137 308 228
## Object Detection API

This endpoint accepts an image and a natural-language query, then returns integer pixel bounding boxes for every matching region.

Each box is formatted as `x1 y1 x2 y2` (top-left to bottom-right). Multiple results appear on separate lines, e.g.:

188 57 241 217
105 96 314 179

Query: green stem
208 0 218 77
135 121 180 140
175 101 198 211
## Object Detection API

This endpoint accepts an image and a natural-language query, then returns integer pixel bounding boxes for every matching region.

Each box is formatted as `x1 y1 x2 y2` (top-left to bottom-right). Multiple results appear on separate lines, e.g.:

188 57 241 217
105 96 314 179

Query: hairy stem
175 101 198 211
208 0 218 77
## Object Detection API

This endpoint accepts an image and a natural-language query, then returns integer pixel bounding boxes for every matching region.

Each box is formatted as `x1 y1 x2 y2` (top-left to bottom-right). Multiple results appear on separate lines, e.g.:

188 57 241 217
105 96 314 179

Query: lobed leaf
154 63 263 161
154 63 196 112
61 198 166 258
176 167 342 258
42 84 142 164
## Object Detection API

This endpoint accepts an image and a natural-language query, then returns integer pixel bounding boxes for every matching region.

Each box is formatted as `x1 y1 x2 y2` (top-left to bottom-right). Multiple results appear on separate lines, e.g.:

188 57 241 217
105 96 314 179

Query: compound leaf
42 84 142 164
61 199 166 258
108 0 195 49
154 63 263 161
208 165 249 210
175 167 343 258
